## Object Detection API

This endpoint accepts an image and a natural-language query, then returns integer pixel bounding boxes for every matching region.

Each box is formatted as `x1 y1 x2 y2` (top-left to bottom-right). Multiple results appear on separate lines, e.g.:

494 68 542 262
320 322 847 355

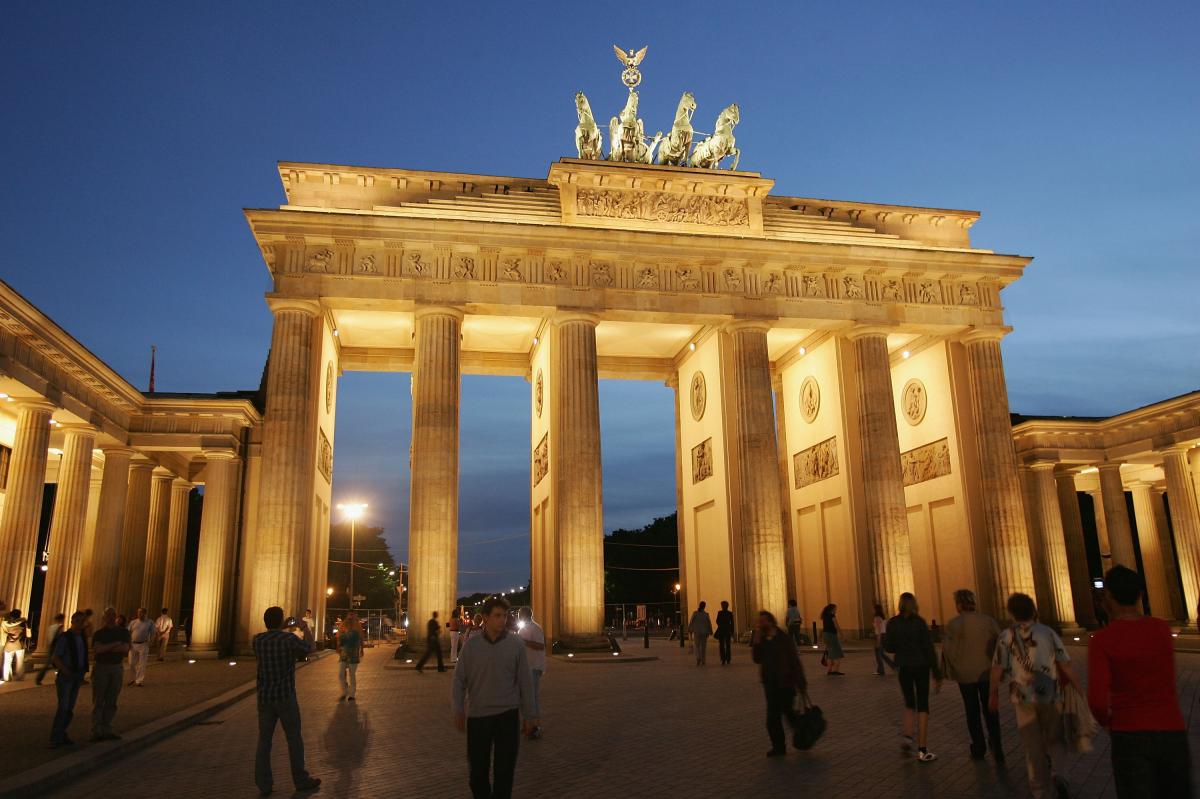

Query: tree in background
603 513 678 605
326 521 399 610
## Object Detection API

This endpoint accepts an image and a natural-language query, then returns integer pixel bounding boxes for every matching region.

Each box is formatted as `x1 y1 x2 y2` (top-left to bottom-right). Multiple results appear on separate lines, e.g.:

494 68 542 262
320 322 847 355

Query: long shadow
322 700 370 795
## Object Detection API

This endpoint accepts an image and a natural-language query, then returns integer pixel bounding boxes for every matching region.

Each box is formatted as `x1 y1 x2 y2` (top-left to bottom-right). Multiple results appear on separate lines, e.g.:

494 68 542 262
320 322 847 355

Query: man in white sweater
453 597 537 799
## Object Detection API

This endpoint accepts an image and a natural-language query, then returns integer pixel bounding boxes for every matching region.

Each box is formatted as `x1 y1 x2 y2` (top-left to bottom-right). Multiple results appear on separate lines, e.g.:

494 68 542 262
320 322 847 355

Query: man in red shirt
1087 565 1190 798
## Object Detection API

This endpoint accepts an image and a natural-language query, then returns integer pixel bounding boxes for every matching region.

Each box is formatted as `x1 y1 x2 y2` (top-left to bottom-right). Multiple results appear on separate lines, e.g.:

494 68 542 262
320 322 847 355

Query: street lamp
674 582 684 649
337 502 368 610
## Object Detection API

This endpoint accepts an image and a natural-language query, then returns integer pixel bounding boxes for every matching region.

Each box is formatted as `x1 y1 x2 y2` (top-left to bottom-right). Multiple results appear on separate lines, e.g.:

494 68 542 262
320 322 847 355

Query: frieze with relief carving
317 428 333 483
901 379 927 426
802 275 825 298
794 437 839 489
958 284 978 305
356 254 377 274
406 253 427 276
308 249 333 273
901 438 951 486
636 267 657 288
841 275 865 299
676 267 700 290
575 188 749 228
502 258 523 281
690 371 706 421
880 279 903 301
799 377 820 423
691 438 714 483
454 256 476 279
546 261 567 281
591 262 613 286
533 434 549 486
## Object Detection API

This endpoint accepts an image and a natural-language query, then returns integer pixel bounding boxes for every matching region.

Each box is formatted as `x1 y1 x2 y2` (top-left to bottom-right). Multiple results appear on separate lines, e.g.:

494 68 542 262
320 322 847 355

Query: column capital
128 458 157 473
14 398 57 415
1096 462 1124 474
1159 443 1195 457
151 466 176 480
843 323 895 341
59 423 98 439
551 310 600 327
100 446 137 459
959 326 1012 345
1029 460 1058 472
413 304 465 323
724 318 772 334
265 296 321 317
171 478 194 491
201 448 238 462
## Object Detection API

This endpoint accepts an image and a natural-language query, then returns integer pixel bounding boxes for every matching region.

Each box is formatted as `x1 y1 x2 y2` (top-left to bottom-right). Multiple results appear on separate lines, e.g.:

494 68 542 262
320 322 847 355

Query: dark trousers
873 645 895 673
417 636 444 671
1110 730 1192 798
957 679 1002 756
51 675 83 743
763 684 799 751
717 634 732 664
255 696 311 792
467 708 520 799
787 623 802 646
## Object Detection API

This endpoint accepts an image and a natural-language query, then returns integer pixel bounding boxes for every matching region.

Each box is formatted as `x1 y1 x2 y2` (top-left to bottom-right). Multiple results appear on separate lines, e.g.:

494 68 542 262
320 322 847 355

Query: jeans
1014 702 1066 799
717 635 732 664
1110 730 1192 798
51 675 84 743
91 662 124 737
2 648 25 681
529 669 543 718
467 708 520 799
255 696 311 792
417 636 444 671
763 684 799 751
873 645 895 673
338 661 358 698
957 679 1002 757
129 642 149 684
450 630 461 661
693 634 708 665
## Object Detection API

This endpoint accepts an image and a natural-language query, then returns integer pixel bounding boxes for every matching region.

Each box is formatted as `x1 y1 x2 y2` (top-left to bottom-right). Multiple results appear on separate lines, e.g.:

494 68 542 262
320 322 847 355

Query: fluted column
847 327 913 608
1086 488 1111 570
407 306 463 641
1054 470 1096 627
1162 447 1200 622
1029 463 1077 628
161 479 192 617
552 312 604 638
1097 463 1136 568
252 298 320 621
1129 483 1175 619
115 460 154 614
139 469 174 611
1020 466 1054 618
80 448 134 612
0 400 55 615
963 331 1036 605
191 450 239 652
36 425 97 652
1150 487 1187 620
729 322 788 618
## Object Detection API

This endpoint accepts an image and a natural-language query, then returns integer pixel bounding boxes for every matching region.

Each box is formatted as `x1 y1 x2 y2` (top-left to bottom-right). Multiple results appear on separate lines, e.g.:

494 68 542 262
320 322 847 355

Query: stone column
1151 487 1187 620
190 451 239 653
252 298 320 620
407 306 463 642
1029 463 1077 629
0 400 55 616
140 469 174 611
1162 447 1200 622
1054 470 1096 627
161 479 192 619
1020 466 1054 619
1097 463 1136 568
729 322 788 618
552 313 605 639
36 425 97 652
1129 482 1176 620
80 447 134 612
846 327 913 608
962 330 1036 605
1086 489 1111 570
115 460 154 614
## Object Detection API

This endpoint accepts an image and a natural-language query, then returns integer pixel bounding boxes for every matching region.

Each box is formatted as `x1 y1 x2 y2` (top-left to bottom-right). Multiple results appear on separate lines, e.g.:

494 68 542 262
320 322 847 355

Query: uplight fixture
799 347 806 356
902 350 911 359
187 659 196 664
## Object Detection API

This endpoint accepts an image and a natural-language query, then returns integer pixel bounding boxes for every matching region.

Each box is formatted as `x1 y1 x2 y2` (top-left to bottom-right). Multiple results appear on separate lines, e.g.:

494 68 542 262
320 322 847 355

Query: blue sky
3 3 1197 592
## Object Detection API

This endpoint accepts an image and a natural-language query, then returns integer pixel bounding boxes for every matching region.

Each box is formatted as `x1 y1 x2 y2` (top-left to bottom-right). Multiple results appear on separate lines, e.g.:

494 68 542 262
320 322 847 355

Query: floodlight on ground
674 583 681 591
326 587 334 596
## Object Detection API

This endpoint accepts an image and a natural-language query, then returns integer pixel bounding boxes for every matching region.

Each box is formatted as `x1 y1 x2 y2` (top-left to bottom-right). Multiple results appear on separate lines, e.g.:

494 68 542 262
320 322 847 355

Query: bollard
643 624 650 649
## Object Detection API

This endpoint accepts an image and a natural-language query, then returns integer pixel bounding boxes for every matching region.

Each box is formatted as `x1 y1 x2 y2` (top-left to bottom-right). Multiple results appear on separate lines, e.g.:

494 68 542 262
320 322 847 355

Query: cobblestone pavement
47 638 1200 799
0 651 255 773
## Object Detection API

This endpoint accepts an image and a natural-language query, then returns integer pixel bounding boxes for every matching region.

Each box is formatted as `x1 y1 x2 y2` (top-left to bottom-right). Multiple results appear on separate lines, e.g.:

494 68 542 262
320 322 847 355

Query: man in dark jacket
50 611 89 747
714 601 735 665
416 611 445 673
751 610 807 757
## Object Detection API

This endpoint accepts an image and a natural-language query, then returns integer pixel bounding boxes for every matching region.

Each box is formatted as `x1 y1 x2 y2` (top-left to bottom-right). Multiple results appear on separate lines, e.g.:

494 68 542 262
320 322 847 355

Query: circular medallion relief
902 379 927 426
535 369 544 418
324 361 335 414
689 372 706 422
799 376 820 423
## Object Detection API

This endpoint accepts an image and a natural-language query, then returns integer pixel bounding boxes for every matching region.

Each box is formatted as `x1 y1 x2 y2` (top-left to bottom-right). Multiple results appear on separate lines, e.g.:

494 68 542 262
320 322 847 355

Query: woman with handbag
819 604 844 675
751 610 808 757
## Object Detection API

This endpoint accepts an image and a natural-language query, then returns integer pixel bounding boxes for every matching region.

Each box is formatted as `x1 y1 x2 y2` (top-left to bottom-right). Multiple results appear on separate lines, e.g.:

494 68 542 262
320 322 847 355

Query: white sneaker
917 749 937 762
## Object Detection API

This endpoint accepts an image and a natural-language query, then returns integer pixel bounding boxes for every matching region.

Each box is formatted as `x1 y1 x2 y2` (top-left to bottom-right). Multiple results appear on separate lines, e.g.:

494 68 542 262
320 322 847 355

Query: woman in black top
883 592 942 762
819 604 844 676
714 601 735 665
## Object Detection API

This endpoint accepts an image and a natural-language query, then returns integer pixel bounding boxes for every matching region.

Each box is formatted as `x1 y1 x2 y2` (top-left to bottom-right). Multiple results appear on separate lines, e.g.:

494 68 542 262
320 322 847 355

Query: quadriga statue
656 91 696 166
689 103 741 170
574 91 603 160
608 90 662 164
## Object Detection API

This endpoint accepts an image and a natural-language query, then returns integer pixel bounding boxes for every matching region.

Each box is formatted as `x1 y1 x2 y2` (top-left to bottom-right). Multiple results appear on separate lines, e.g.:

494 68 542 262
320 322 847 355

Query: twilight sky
3 4 1197 593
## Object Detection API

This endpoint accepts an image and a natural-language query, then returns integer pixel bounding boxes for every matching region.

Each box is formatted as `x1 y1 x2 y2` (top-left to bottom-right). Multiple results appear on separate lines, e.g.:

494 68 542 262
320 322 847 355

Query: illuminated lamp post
337 503 368 610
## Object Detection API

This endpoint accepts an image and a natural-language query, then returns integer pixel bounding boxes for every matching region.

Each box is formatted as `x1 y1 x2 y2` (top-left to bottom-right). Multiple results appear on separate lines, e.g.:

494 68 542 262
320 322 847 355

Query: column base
184 645 222 659
552 634 618 654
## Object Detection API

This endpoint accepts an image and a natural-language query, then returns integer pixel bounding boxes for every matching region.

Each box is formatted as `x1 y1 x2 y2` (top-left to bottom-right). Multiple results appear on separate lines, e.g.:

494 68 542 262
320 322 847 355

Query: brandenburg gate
18 50 1199 656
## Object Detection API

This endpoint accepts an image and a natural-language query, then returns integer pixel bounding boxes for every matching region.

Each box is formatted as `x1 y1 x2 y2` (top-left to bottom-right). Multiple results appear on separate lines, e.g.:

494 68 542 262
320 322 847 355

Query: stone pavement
46 638 1200 799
